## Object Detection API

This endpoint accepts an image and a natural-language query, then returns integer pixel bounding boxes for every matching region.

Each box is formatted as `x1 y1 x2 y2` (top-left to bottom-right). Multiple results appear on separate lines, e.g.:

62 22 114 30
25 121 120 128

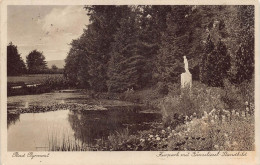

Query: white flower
231 110 236 115
233 141 238 146
149 135 153 138
156 137 160 141
214 145 219 149
167 126 171 130
140 139 145 142
246 107 249 112
162 130 166 134
225 141 230 146
155 134 159 137
204 111 208 117
245 101 249 105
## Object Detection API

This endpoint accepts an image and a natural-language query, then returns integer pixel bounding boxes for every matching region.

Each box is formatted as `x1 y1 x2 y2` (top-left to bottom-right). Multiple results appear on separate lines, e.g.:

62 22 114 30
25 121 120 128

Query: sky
7 5 90 61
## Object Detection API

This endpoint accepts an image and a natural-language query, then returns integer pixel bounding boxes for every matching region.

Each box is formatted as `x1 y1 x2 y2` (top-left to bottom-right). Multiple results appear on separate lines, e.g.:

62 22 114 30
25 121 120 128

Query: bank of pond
8 105 162 151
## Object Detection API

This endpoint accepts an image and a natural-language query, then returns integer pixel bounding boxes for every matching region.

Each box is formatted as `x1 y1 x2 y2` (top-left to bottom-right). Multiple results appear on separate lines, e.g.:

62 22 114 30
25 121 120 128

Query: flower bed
94 108 254 151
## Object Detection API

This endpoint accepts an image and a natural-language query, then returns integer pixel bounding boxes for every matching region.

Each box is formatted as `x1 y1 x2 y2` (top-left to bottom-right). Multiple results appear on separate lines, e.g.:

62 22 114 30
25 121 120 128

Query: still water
8 108 161 151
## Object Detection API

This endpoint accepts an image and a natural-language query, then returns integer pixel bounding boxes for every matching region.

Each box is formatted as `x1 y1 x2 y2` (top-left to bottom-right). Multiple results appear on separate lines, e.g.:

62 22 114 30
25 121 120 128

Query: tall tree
106 6 170 92
7 42 26 76
80 5 130 92
155 6 192 85
205 39 230 87
200 35 215 84
138 6 172 86
107 10 145 92
64 36 91 87
233 6 254 84
26 50 47 74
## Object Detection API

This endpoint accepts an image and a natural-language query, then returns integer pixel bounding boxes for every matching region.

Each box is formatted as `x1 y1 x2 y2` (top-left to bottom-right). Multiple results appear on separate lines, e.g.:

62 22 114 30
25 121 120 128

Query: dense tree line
64 5 254 92
7 43 60 75
7 43 27 76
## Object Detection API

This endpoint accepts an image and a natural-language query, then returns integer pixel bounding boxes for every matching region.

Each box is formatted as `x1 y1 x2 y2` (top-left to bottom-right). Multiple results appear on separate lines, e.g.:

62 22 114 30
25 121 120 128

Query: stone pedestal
181 72 192 89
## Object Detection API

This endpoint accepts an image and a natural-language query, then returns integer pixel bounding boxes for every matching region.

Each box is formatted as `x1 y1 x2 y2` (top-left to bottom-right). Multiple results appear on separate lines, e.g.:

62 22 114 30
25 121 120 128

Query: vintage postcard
0 0 259 164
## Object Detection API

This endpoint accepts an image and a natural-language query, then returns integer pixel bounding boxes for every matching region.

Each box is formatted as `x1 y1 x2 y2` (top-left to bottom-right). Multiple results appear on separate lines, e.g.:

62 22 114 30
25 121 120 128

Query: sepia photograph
0 0 259 165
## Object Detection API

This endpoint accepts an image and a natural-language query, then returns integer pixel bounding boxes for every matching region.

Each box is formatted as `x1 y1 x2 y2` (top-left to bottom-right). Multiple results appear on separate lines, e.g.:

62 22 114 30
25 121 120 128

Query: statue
181 56 192 89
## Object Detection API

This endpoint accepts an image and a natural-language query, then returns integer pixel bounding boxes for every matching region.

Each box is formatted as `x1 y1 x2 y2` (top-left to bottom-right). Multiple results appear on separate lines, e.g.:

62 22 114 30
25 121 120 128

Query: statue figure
184 56 189 72
181 56 192 89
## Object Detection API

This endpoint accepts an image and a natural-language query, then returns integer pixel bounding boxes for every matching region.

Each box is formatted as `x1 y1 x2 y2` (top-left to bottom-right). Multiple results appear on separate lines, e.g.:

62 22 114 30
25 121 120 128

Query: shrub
156 82 169 95
99 109 254 151
41 75 71 90
120 85 165 108
160 81 225 127
221 79 254 112
200 35 231 87
167 109 254 151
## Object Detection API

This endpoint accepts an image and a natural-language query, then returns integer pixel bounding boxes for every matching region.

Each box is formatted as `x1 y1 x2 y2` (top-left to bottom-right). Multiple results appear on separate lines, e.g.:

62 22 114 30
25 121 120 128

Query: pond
8 108 162 151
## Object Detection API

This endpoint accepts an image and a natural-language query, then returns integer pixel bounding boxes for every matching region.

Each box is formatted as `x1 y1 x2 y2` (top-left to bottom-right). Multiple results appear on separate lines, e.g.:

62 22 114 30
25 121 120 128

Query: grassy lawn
7 74 63 84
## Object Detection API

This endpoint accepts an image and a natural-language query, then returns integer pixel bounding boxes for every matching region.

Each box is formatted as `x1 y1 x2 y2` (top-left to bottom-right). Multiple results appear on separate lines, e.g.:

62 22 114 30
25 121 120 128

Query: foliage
64 5 254 91
200 35 215 84
155 6 191 84
7 74 63 84
221 79 254 111
230 6 254 84
43 68 64 74
234 43 254 84
201 36 231 87
41 75 71 90
64 6 130 91
120 84 165 108
7 74 70 96
64 38 90 88
93 109 254 151
26 50 47 74
51 65 58 70
107 10 146 92
160 81 225 126
7 42 27 76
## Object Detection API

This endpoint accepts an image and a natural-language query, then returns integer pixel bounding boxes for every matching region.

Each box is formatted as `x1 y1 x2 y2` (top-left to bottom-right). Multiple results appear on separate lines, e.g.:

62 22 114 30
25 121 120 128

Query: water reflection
68 109 162 144
7 113 20 129
7 107 161 151
8 110 73 151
